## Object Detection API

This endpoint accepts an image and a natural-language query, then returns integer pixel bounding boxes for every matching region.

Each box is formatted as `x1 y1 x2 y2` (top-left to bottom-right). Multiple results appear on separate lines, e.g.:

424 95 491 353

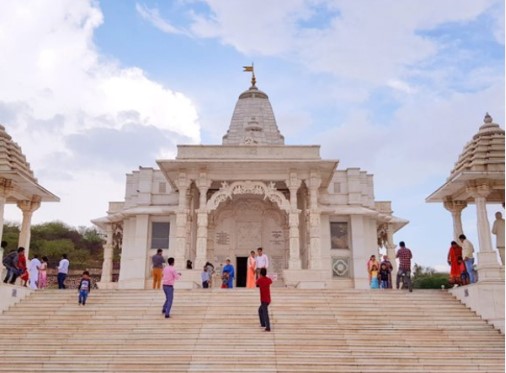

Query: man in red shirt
256 267 272 332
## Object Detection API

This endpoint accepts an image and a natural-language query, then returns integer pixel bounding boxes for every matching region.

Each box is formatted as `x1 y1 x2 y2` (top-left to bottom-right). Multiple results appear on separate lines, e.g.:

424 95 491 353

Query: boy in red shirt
256 267 272 332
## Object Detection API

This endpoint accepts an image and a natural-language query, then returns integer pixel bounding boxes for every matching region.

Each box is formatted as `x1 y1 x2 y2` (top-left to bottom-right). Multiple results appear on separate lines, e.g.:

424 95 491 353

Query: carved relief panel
211 196 288 275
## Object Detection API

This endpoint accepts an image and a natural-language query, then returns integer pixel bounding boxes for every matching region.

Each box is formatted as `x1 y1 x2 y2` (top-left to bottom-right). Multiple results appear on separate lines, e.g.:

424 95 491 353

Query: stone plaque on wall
270 230 284 247
216 231 230 245
330 222 348 249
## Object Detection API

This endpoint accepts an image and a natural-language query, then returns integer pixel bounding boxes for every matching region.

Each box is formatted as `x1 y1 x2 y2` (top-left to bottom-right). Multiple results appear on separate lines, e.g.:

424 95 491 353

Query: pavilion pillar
0 178 14 254
0 194 5 257
384 223 397 283
174 174 191 270
467 184 503 282
287 173 301 270
99 224 114 285
307 173 322 270
17 197 41 259
195 174 211 270
443 199 467 239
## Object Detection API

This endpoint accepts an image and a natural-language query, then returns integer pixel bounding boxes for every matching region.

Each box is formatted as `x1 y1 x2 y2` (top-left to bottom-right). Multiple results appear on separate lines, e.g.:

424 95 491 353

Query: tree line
2 221 104 270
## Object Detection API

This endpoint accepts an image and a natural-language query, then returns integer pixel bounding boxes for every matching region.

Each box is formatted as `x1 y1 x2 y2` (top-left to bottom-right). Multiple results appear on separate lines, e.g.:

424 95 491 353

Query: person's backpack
2 251 17 267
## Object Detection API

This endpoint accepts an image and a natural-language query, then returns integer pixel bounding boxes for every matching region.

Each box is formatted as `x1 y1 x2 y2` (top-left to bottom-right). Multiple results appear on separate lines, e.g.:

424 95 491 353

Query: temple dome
222 84 285 145
449 113 505 178
0 124 37 183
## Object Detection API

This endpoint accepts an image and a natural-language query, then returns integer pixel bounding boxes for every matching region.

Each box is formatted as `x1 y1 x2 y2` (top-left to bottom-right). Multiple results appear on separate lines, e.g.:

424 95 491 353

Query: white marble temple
92 79 407 289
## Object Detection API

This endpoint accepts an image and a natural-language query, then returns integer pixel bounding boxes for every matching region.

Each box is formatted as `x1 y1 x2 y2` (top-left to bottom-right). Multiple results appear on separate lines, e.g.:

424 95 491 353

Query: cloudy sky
0 0 504 270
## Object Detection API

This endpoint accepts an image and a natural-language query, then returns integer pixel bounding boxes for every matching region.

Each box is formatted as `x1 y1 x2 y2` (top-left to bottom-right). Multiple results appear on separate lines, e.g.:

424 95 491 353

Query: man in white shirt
457 234 476 284
28 255 41 289
57 254 70 289
255 247 269 279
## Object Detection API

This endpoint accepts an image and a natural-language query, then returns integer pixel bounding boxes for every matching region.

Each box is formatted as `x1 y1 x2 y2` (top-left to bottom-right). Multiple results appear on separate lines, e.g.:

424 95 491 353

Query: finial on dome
243 63 256 87
484 112 493 123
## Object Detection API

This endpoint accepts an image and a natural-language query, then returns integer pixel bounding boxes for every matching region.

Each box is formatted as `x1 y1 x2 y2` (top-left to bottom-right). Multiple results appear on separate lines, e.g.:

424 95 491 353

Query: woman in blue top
222 258 235 288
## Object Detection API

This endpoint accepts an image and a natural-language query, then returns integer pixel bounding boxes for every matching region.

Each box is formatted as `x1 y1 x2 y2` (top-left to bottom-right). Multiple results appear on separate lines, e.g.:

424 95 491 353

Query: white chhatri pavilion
426 113 505 332
0 125 60 258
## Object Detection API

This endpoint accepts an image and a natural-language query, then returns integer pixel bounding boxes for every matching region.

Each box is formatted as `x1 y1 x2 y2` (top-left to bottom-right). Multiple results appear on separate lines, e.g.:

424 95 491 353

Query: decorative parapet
375 201 392 215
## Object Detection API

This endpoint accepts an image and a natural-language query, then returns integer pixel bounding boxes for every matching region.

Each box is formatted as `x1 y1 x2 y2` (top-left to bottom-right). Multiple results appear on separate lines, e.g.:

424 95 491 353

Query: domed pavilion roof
222 79 285 146
427 113 505 204
0 125 37 183
449 113 505 178
0 124 59 203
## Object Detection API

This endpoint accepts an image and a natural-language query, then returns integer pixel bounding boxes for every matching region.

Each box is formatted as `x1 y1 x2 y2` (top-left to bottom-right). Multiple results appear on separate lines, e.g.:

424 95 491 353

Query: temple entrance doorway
210 194 289 286
236 256 248 287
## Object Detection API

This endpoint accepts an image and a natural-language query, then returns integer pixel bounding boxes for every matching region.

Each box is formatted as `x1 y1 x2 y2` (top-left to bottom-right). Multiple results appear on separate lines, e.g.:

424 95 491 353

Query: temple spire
243 63 256 87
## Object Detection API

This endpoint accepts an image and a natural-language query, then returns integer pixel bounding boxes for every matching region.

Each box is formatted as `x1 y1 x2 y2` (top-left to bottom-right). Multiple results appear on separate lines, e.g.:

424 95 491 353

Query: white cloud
135 3 187 35
182 0 498 84
0 0 200 226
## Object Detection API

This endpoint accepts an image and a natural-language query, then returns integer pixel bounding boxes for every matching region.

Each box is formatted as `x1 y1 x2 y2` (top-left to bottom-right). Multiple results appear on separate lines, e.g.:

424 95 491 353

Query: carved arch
207 181 291 213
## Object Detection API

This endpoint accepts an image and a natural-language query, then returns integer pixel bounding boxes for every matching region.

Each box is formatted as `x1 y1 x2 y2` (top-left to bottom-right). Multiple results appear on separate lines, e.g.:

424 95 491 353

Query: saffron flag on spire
243 65 254 72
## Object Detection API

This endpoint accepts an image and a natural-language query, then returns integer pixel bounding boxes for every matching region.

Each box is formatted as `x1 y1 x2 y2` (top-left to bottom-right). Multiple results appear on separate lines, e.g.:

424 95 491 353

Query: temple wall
118 215 149 289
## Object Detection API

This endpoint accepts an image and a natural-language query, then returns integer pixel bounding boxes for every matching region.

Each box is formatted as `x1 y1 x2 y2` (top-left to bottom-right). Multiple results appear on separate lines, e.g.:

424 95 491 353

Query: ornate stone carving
112 222 123 252
332 257 350 277
207 181 291 212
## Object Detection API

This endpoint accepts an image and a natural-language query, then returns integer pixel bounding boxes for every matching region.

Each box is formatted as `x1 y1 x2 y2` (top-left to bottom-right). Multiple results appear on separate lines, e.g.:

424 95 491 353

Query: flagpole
251 62 256 87
243 63 256 87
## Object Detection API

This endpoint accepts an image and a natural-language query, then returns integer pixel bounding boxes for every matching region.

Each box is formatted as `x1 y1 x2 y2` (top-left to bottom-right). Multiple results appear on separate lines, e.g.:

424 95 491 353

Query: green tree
412 263 450 289
2 220 102 270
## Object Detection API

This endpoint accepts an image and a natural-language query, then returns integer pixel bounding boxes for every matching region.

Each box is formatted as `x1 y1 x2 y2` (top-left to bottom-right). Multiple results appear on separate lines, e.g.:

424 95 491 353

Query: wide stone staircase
0 288 503 372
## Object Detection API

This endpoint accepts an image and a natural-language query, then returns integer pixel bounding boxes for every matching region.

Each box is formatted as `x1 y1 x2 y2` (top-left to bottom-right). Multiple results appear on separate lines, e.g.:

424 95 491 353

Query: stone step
0 288 502 373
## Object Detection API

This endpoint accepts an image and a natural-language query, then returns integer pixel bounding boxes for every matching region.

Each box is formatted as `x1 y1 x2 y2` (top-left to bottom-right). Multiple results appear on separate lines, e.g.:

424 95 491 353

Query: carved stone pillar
100 224 114 284
0 195 5 258
195 174 211 270
307 174 322 269
17 197 41 258
443 199 467 238
175 174 191 269
288 212 301 270
384 223 397 284
287 173 301 270
467 184 503 281
0 178 14 249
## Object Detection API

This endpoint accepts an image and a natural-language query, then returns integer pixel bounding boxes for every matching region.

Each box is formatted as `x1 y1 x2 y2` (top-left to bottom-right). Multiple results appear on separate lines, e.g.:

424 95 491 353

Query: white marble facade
92 79 407 289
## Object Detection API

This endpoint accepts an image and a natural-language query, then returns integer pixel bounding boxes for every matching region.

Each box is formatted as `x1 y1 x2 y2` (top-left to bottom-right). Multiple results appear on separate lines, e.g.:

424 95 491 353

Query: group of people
367 241 413 292
2 242 69 290
447 234 477 286
162 255 273 331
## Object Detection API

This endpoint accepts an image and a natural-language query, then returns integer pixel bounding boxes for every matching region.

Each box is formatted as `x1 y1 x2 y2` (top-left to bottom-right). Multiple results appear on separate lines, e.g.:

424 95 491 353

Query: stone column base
96 281 118 290
477 251 504 282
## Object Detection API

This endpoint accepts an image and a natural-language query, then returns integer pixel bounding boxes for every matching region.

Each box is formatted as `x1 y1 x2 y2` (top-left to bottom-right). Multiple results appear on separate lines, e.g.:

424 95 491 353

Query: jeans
202 281 209 288
3 267 19 284
396 269 412 291
464 258 475 283
162 285 174 317
258 302 271 330
57 273 67 289
79 290 89 304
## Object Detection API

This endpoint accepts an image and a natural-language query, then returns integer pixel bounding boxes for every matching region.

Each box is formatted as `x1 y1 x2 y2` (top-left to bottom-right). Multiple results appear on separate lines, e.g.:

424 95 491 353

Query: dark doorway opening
236 257 248 287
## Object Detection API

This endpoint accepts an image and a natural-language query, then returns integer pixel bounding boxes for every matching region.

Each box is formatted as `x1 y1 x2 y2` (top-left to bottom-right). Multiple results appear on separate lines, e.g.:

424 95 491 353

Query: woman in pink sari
246 251 256 288
38 256 48 289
